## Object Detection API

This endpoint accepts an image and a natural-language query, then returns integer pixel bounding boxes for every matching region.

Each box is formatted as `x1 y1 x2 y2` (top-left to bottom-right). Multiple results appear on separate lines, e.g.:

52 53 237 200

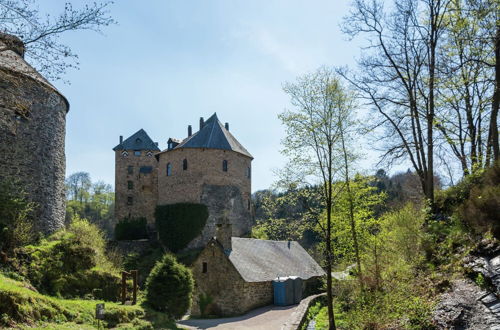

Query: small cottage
191 224 325 316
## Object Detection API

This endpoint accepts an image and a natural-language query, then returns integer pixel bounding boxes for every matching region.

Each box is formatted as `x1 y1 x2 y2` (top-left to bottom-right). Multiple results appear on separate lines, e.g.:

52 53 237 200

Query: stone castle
113 113 254 248
0 33 69 233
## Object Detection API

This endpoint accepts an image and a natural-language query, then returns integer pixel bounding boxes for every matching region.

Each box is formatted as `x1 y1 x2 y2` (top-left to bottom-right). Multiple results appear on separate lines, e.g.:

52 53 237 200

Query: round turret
0 33 69 233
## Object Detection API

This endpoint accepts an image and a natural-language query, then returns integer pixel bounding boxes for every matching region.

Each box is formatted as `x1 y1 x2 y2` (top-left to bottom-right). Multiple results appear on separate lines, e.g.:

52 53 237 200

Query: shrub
115 217 148 240
458 163 500 238
0 179 35 252
17 217 121 300
155 203 208 252
145 254 194 319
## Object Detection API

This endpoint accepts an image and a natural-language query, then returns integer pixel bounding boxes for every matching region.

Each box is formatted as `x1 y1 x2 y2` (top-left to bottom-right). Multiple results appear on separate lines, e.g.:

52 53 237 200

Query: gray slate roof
227 237 325 282
113 129 160 151
174 113 252 158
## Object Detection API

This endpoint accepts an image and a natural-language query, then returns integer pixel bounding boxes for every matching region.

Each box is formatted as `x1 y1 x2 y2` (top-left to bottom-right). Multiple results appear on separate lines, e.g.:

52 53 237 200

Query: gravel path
177 304 298 330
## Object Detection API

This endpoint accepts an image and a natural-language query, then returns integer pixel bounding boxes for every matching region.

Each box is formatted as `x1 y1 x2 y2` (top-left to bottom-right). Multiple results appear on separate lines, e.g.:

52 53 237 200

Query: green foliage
15 217 120 300
198 292 213 317
252 186 323 248
0 273 143 328
115 217 148 240
0 179 35 252
318 175 386 267
145 254 194 319
155 203 208 252
123 243 164 288
457 163 500 238
65 172 114 234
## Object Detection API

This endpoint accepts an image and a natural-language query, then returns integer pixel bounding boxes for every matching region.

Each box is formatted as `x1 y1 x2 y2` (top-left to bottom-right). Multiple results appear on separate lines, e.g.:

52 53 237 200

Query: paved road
177 304 298 330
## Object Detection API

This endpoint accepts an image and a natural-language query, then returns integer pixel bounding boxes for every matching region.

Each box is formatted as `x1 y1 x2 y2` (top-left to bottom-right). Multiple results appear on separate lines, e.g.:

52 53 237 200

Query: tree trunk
488 22 500 164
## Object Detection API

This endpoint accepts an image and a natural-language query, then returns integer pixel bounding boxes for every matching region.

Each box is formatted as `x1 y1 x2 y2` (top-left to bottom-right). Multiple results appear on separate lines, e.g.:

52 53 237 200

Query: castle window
127 181 133 190
127 166 133 175
247 167 251 179
134 151 141 156
167 163 172 176
248 199 251 210
183 159 188 170
222 160 228 172
202 262 208 273
127 196 133 205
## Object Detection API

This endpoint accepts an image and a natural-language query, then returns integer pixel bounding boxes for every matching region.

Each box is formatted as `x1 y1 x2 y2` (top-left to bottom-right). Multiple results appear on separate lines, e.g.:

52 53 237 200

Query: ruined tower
0 33 69 233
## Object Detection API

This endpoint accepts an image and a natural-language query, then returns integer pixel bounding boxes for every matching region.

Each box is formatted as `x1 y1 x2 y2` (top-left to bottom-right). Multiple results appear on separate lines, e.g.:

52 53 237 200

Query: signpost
95 303 105 329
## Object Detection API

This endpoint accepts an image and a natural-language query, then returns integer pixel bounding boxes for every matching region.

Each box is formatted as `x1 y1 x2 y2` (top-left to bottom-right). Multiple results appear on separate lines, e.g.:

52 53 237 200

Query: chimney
0 33 25 58
215 223 232 252
119 135 123 144
188 125 192 137
199 117 204 130
225 122 229 131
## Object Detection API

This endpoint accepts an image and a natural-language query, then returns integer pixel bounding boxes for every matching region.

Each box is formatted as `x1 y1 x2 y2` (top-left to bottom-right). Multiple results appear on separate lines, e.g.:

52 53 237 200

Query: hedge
115 217 148 240
155 203 208 252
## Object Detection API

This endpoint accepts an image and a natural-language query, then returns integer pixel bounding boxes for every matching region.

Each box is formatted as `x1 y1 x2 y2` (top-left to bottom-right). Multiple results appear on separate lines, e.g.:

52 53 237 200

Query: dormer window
183 159 188 170
168 142 173 150
222 160 228 172
134 151 141 156
167 163 172 176
135 138 142 144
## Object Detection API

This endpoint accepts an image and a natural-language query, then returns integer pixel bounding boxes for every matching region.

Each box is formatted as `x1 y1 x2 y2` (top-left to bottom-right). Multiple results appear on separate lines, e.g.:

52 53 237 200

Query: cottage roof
113 129 160 151
227 237 325 282
173 113 253 159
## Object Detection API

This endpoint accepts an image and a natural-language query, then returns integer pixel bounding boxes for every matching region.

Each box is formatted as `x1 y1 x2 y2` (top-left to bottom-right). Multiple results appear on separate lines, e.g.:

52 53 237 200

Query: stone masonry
0 33 69 233
190 240 273 316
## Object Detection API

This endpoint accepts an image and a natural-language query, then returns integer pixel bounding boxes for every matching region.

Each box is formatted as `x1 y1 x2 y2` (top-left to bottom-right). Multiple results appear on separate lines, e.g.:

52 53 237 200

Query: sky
45 0 376 192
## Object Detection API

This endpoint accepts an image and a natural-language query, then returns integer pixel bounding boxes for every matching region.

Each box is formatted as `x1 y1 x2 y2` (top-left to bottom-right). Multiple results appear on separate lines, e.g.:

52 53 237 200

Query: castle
0 33 69 233
113 113 254 248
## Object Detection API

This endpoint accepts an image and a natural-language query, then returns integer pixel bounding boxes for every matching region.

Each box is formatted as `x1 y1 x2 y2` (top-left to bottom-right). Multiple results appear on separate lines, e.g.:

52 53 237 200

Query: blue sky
47 0 375 192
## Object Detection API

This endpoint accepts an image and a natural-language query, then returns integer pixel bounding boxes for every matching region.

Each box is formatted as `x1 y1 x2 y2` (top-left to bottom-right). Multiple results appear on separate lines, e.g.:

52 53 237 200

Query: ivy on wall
155 203 208 252
115 217 148 240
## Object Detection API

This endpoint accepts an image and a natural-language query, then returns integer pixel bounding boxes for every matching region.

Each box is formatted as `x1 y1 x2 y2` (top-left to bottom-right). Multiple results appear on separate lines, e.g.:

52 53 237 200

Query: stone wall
114 150 158 225
0 66 68 233
191 241 273 316
157 148 253 248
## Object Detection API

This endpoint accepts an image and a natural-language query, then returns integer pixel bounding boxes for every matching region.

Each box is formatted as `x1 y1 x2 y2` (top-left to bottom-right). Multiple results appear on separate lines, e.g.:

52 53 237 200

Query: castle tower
156 113 254 249
0 33 69 233
113 129 160 225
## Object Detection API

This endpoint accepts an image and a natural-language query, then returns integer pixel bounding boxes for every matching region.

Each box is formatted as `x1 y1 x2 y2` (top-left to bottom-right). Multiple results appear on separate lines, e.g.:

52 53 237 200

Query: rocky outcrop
434 240 500 329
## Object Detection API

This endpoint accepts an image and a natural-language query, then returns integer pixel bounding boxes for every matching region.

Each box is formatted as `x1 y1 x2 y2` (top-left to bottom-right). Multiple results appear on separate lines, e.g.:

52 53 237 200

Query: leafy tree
145 254 194 319
280 66 358 329
0 0 114 81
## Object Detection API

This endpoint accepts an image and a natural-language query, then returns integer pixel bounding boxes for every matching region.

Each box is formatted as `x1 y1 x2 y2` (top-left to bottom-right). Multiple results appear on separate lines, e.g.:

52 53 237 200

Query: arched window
222 160 228 172
166 163 172 176
183 159 188 170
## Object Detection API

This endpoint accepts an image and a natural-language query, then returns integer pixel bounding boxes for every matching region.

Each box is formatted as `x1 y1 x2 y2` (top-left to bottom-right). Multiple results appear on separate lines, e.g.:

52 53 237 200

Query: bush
16 217 121 300
115 217 148 240
155 203 208 252
0 179 35 252
458 163 500 238
145 254 194 319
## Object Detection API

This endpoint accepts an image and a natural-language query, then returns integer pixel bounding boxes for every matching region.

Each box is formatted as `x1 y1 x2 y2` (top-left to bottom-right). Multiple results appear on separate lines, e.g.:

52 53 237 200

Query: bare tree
342 0 451 208
0 0 114 81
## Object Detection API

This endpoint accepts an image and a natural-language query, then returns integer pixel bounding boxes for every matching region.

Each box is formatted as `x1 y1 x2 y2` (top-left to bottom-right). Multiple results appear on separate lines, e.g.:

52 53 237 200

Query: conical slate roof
113 129 160 151
0 33 69 111
174 113 252 158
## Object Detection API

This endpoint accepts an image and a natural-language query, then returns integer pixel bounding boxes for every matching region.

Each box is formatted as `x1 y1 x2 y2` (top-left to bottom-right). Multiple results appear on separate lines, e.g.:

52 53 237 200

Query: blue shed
273 277 295 306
